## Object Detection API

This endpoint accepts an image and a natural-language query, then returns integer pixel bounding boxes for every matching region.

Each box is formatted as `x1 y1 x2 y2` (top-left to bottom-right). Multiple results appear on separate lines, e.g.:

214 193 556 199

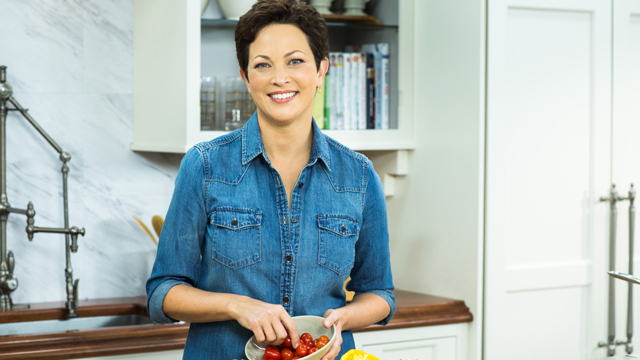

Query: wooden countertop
0 290 472 360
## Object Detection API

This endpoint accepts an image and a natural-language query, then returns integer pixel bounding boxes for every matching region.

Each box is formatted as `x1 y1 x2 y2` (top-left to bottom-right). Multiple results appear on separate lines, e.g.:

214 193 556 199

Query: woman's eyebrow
252 50 305 61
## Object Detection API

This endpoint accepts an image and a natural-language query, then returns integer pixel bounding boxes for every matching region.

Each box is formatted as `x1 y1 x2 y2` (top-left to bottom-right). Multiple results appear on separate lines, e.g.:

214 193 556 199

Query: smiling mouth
269 91 298 100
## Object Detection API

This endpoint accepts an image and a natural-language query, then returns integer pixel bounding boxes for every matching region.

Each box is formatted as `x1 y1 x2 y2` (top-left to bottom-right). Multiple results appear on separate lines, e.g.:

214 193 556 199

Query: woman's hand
232 296 299 347
321 309 344 360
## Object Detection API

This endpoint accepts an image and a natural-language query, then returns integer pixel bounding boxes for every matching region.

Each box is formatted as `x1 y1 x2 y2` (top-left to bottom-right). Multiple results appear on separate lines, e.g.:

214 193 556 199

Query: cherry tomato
295 344 308 357
300 333 312 342
314 338 328 349
308 347 319 355
281 348 294 360
264 348 281 360
282 335 292 348
303 338 314 348
318 335 329 343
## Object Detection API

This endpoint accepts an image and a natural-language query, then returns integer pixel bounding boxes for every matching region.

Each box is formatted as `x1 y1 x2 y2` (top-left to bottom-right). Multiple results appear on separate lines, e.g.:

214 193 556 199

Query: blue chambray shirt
146 113 395 360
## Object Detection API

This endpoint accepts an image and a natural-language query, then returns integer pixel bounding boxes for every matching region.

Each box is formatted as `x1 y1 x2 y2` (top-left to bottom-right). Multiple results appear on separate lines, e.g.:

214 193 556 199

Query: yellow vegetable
340 349 380 360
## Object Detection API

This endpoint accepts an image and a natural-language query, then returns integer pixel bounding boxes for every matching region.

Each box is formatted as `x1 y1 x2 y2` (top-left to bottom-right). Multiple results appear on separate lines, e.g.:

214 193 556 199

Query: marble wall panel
0 0 182 304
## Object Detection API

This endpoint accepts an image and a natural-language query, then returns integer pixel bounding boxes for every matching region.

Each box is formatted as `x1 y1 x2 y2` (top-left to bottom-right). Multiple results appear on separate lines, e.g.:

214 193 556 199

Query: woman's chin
259 109 312 125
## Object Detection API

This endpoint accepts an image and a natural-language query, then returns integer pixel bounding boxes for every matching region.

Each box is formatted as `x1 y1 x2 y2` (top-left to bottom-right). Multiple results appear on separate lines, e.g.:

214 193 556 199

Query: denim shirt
146 114 395 360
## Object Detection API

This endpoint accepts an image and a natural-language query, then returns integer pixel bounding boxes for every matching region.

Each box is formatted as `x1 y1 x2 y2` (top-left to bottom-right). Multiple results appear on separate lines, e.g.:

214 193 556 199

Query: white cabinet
63 350 184 360
484 1 612 359
353 324 468 360
131 0 416 153
379 0 639 359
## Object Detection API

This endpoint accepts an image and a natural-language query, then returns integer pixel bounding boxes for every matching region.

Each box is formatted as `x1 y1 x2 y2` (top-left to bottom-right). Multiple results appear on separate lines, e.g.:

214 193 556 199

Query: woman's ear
316 57 329 88
239 68 250 91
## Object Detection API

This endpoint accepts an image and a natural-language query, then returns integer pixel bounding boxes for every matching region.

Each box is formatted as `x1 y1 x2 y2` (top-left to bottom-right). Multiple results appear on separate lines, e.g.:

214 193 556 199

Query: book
328 53 338 130
312 75 325 129
362 43 389 129
324 58 331 130
358 52 367 130
343 53 352 130
350 53 360 130
366 52 375 129
336 53 344 130
380 44 389 130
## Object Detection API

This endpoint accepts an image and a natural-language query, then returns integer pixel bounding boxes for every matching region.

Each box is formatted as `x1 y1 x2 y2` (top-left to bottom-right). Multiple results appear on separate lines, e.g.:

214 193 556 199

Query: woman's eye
289 59 304 65
255 63 269 69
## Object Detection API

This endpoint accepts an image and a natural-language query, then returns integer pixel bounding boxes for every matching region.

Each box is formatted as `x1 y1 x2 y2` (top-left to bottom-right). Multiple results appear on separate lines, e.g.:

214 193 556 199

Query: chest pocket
317 215 360 275
211 208 262 269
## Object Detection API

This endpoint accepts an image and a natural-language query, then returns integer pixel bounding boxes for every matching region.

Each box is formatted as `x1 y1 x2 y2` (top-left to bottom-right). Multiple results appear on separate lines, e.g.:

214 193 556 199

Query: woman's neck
258 115 314 163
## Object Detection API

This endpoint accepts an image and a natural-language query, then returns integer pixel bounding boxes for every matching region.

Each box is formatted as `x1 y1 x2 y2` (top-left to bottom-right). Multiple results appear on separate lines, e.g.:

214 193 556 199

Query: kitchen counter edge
0 290 472 360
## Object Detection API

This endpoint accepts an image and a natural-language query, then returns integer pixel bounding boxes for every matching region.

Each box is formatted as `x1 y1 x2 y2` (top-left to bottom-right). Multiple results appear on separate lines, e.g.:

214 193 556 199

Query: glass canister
225 76 255 131
200 75 216 130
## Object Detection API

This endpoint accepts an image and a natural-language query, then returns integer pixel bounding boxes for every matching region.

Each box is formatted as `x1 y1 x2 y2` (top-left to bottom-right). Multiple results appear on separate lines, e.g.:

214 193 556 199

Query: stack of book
312 43 390 130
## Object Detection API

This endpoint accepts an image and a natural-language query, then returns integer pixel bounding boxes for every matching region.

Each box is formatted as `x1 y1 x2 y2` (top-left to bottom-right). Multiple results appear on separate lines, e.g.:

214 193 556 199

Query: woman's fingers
262 320 278 343
281 313 300 348
321 309 343 360
322 332 343 360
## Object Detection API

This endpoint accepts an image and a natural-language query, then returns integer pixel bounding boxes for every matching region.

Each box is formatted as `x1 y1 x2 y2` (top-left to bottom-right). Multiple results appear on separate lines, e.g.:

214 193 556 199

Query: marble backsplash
0 0 182 304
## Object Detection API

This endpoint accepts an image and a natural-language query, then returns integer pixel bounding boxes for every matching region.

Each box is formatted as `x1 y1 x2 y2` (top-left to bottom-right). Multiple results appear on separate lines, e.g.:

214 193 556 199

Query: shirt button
341 224 346 233
298 183 304 188
232 219 238 226
286 254 292 262
291 217 297 223
283 295 289 305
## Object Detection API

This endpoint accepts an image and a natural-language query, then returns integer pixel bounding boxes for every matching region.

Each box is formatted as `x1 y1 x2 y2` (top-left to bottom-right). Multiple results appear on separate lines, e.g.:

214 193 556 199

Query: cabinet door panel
612 0 640 348
486 0 611 359
361 337 456 360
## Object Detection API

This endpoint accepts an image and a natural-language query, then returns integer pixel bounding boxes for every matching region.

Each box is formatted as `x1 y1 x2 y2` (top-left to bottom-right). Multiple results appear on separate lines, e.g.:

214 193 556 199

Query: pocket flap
211 209 261 230
317 216 359 237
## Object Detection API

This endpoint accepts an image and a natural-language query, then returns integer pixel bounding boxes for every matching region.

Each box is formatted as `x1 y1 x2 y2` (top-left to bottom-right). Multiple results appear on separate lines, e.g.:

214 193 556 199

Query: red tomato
295 344 308 357
300 333 312 342
318 335 329 343
264 348 281 360
281 348 294 360
303 338 314 348
315 338 328 349
308 347 319 355
282 335 292 348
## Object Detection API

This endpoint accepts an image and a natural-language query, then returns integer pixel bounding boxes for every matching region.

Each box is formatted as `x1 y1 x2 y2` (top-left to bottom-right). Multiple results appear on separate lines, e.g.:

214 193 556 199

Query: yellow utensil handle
133 216 158 246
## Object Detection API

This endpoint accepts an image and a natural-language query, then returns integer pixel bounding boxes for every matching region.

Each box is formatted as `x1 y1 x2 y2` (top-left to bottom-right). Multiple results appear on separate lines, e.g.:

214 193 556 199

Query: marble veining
1 0 183 304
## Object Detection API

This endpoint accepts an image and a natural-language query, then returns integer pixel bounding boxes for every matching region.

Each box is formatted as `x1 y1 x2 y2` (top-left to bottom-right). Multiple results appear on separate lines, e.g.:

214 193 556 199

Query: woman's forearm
339 293 391 331
163 284 245 323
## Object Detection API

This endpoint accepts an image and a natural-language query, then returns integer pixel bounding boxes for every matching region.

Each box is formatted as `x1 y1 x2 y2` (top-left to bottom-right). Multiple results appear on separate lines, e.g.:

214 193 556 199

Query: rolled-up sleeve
146 146 208 323
347 160 395 325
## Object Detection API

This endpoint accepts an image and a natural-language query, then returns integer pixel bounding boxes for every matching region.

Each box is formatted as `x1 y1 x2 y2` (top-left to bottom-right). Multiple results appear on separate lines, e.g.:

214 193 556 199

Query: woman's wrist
226 294 247 321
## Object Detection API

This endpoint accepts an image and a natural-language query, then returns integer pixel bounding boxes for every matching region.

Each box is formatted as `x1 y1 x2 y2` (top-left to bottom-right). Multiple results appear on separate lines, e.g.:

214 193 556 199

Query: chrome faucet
0 66 85 317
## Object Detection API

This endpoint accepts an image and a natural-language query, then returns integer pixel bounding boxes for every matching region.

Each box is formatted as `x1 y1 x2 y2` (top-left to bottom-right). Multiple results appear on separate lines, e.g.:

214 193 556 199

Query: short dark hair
235 0 329 78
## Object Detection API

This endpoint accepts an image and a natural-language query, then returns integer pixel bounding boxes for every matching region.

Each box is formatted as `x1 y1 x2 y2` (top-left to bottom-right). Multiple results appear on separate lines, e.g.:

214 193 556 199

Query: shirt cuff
355 289 396 326
148 279 190 324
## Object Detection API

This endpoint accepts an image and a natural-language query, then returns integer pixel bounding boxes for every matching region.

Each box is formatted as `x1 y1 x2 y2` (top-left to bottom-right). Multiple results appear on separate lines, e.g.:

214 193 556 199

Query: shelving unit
132 0 415 153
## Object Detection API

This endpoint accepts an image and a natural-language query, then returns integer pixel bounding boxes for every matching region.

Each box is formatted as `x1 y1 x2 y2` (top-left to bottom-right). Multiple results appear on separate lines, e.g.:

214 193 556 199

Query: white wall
370 1 486 360
0 0 181 304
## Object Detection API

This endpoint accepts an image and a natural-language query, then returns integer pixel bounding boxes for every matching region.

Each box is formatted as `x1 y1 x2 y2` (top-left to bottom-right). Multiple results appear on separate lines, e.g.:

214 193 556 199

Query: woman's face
241 24 327 127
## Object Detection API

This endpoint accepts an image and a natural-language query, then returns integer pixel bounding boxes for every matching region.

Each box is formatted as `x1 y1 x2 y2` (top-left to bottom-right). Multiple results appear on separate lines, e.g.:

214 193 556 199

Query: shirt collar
241 113 331 172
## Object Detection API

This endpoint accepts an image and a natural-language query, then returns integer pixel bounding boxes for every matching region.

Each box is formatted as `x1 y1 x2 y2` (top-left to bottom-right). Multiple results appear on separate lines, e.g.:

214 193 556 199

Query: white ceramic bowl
217 0 256 20
245 315 337 360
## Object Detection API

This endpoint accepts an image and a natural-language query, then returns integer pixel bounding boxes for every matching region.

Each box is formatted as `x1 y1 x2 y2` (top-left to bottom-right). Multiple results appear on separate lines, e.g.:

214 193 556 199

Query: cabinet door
353 325 466 360
485 0 612 359
361 337 456 360
63 349 184 360
611 0 640 350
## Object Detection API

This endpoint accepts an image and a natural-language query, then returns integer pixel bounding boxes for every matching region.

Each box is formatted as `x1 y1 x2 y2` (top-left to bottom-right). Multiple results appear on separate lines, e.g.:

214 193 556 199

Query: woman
146 1 395 359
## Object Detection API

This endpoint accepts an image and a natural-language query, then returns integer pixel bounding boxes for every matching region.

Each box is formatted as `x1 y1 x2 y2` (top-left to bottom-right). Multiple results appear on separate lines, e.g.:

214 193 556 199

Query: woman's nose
271 65 290 86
